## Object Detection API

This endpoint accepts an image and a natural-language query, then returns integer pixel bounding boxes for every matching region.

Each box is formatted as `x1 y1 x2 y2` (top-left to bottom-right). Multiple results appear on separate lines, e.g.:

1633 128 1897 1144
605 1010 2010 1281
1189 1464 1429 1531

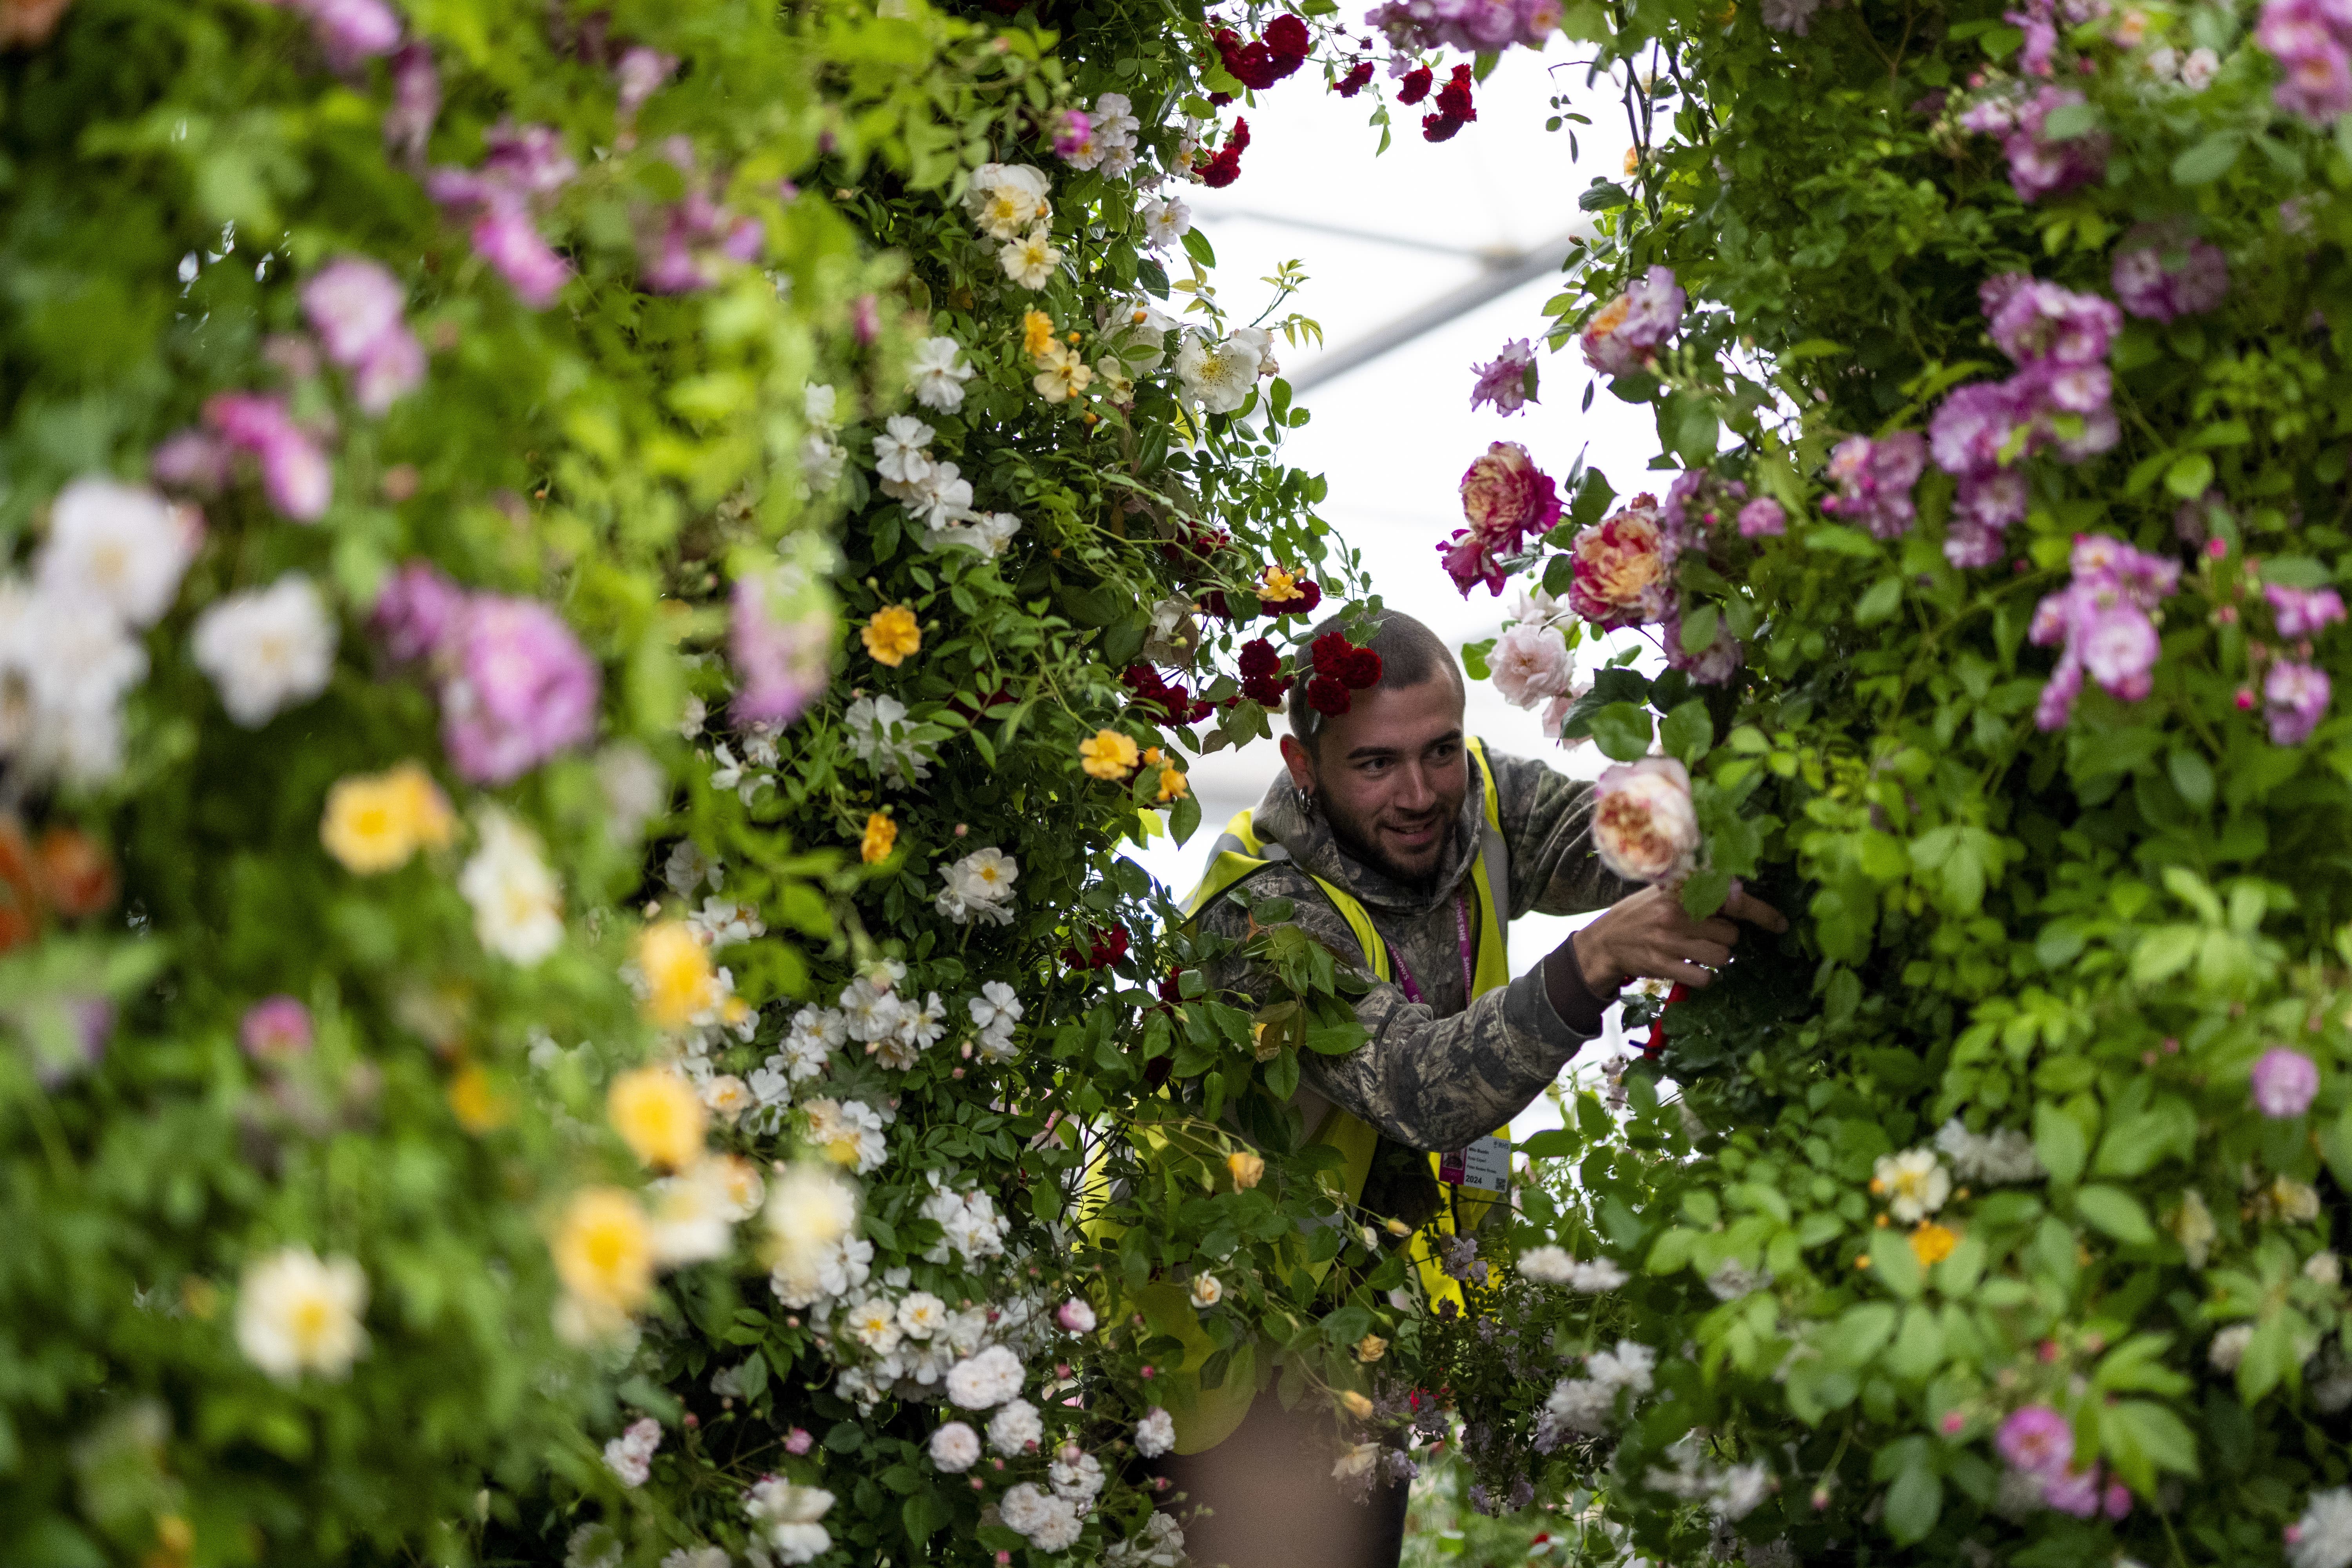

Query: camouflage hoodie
1197 745 1631 1199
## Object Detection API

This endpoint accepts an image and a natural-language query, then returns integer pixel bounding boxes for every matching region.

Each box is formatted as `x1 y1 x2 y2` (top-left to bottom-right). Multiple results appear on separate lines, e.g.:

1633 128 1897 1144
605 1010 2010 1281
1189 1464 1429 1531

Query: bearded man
1153 608 1783 1568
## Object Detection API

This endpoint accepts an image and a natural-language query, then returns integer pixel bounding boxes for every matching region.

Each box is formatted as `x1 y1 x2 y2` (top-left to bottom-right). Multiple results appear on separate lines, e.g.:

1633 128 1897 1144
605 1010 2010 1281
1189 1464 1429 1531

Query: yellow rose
1354 1333 1388 1363
1259 564 1304 604
1157 766 1190 803
1908 1221 1958 1267
1339 1390 1375 1419
319 760 454 874
1022 309 1056 358
608 1064 706 1171
860 811 898 864
447 1061 513 1133
1227 1149 1265 1189
861 605 921 667
552 1186 653 1312
635 921 720 1031
1078 728 1140 781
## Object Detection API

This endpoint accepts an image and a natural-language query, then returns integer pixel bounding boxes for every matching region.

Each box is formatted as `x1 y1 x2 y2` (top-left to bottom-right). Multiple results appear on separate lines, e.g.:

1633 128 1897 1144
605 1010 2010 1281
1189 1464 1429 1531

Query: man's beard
1321 794 1446 894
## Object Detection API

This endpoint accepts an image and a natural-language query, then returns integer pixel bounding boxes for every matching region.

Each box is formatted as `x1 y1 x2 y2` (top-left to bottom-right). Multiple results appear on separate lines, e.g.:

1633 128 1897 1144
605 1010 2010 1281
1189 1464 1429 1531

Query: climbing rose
1579 266 1684 376
1440 441 1560 595
1469 338 1537 415
2266 659 2332 745
439 596 602 784
2111 223 2230 322
1591 757 1699 884
1566 495 1670 628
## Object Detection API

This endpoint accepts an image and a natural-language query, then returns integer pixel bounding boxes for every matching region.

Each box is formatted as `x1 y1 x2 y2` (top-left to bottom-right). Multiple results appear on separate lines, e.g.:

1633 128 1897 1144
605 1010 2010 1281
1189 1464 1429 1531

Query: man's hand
1569 881 1788 994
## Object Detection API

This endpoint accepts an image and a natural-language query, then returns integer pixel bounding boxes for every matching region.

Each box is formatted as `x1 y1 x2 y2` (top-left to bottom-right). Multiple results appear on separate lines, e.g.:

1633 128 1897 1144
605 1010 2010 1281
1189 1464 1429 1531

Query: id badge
1439 1134 1512 1192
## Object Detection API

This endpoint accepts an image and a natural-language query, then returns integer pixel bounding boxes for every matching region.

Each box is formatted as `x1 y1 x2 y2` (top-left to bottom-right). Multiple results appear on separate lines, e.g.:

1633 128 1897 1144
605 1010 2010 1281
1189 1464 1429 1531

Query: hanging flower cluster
1928 273 2123 566
1439 440 1562 595
2029 534 2181 730
1212 13 1311 90
1303 630 1384 715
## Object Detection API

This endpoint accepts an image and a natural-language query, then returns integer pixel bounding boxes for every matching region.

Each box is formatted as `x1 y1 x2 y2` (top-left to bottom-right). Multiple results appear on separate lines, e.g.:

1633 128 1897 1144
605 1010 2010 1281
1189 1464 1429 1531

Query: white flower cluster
564 1523 622 1568
799 383 848 495
1534 1339 1657 1452
969 980 1025 1062
803 1096 889 1174
766 1163 872 1311
1105 1513 1186 1568
1644 1436 1771 1521
747 1004 844 1127
844 964 947 1071
1065 92 1142 176
822 1267 989 1407
602 1416 663 1487
1000 1481 1083 1552
868 414 1026 560
909 336 975 413
193 571 338 729
1133 1406 1176 1457
1516 1246 1628 1292
460 807 566 964
1140 195 1192 252
920 1179 1011 1264
2291 1486 2352 1568
744 1475 835 1566
935 845 1020 925
964 162 1060 290
1933 1118 2043 1185
1174 327 1276 415
0 476 199 784
647 1155 763 1266
844 693 936 787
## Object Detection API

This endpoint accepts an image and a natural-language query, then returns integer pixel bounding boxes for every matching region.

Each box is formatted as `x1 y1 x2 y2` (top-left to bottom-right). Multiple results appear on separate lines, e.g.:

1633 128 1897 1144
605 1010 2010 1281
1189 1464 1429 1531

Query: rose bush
1369 0 2352 1560
0 0 1086 1558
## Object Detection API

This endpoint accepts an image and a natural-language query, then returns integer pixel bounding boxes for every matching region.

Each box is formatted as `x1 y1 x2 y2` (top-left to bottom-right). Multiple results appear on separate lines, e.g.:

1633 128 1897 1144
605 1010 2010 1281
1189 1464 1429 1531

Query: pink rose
1579 265 1684 376
2252 1046 2320 1118
1567 496 1670 629
1489 622 1574 708
1592 756 1699 884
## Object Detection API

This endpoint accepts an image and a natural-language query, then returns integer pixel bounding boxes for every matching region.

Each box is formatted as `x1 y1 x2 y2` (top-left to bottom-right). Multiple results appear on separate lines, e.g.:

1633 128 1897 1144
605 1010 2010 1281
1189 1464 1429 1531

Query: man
1157 608 1784 1568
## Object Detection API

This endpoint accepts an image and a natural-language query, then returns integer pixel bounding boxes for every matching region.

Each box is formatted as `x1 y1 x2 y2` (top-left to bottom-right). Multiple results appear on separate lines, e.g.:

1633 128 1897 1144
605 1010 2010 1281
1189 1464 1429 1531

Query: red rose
1310 631 1353 676
1263 13 1310 66
1396 65 1432 104
1341 646 1383 688
1238 637 1282 678
1197 120 1251 188
1335 60 1374 96
1435 64 1475 119
1305 673 1352 715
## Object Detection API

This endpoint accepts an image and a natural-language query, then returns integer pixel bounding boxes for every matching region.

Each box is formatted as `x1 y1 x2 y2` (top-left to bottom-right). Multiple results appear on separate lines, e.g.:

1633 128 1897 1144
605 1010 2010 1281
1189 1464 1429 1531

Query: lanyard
1387 889 1475 1009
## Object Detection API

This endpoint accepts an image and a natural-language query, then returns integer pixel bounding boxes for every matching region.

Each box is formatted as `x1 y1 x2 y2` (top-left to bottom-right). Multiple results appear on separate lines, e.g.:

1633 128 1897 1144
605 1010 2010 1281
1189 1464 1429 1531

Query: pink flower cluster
1365 0 1561 55
1958 85 2109 203
1822 432 1928 541
1439 441 1560 595
1469 339 1538 416
301 257 425 414
1929 274 2122 567
639 138 767 294
2264 657 2332 744
426 120 578 308
1996 1406 2132 1521
2111 221 2230 323
371 562 602 784
255 0 401 74
1579 267 1684 377
2029 534 2180 730
1568 495 1671 630
187 394 334 522
2258 0 2352 125
731 570 834 726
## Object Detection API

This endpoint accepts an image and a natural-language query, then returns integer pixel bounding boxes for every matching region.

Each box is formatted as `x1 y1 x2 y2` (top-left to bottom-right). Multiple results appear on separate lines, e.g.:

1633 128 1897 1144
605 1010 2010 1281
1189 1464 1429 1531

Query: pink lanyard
1387 889 1476 1009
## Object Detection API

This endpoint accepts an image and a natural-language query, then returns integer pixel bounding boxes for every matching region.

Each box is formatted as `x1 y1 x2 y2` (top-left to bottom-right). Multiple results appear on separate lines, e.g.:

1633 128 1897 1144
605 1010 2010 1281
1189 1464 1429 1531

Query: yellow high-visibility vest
1089 739 1516 1455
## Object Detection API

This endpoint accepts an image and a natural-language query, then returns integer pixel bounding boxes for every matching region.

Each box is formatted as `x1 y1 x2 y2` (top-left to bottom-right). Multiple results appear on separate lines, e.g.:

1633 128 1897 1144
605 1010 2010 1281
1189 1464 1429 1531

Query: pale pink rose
1568 496 1671 629
1489 622 1574 708
1592 756 1699 884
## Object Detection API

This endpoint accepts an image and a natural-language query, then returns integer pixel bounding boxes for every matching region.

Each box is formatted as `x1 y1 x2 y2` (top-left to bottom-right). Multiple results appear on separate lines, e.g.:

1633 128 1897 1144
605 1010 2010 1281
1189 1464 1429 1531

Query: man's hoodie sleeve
1201 879 1607 1153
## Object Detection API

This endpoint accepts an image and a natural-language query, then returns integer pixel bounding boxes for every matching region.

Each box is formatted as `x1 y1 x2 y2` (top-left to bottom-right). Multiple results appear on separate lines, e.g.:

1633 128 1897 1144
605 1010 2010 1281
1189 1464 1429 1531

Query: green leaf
1884 1458 1944 1544
2166 749 2215 810
2164 451 2215 498
1181 226 1217 268
1169 790 1202 847
1855 576 1904 626
1678 601 1721 656
1588 702 1654 762
2103 1399 2200 1493
1804 525 1880 557
1517 1128 1579 1158
2034 1102 2088 1187
1460 638 1495 680
1659 699 1714 764
2171 131 2243 185
2075 1184 2156 1245
1680 867 1731 921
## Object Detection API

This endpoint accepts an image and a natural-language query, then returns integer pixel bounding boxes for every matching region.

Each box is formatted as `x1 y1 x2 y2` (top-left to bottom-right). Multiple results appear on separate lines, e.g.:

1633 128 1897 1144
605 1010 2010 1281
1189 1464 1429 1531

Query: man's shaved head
1286 608 1465 755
